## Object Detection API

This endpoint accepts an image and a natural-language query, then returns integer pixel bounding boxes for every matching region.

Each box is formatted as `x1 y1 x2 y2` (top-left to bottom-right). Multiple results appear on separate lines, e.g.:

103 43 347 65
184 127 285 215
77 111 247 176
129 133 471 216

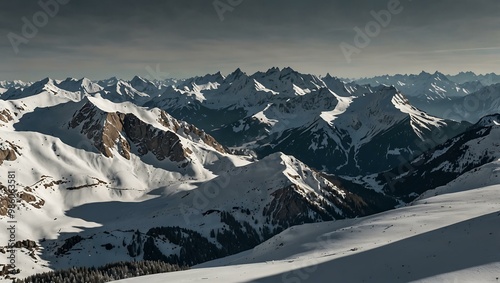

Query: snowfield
115 160 500 283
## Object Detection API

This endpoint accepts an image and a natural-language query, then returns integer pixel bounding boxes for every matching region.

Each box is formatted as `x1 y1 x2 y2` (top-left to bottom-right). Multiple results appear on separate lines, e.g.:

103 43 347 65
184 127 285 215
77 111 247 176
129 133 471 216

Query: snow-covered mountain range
143 68 473 174
355 71 500 123
447 71 500 85
0 68 499 282
356 71 477 100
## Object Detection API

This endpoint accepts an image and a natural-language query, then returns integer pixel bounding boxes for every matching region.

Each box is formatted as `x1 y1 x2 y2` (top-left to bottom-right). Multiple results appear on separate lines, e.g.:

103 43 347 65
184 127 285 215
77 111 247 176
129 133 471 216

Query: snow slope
114 160 500 283
0 88 396 281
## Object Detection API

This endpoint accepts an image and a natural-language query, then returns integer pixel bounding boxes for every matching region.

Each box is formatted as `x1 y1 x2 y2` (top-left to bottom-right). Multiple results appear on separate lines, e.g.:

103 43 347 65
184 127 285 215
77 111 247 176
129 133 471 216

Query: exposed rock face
265 185 321 226
0 149 16 164
121 114 186 162
263 176 396 230
0 109 13 124
0 184 45 216
69 103 132 159
69 101 226 162
263 183 349 228
0 140 20 165
0 185 10 216
157 111 227 154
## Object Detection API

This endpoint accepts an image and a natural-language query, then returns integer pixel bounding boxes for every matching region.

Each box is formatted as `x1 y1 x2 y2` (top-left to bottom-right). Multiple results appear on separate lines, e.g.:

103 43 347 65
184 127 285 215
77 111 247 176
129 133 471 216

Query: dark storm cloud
0 0 498 81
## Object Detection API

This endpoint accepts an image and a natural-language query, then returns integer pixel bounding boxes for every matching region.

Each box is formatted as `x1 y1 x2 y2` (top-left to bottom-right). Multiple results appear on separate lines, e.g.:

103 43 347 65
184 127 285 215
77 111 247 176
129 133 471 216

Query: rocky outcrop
69 103 132 159
157 110 227 154
0 185 10 217
0 140 20 165
0 109 13 124
121 114 187 162
69 102 226 162
263 184 343 228
0 182 46 217
0 148 16 164
265 185 325 226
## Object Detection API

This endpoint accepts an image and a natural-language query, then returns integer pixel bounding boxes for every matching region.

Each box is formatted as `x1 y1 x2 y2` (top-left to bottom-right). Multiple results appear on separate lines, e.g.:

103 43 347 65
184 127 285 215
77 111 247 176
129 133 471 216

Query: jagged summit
97 76 119 87
56 77 103 94
474 113 500 128
224 68 247 82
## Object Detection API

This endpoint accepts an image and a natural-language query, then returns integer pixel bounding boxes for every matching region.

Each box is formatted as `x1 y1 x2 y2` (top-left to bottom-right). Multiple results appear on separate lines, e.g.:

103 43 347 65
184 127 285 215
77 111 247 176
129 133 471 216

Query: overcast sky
0 0 499 81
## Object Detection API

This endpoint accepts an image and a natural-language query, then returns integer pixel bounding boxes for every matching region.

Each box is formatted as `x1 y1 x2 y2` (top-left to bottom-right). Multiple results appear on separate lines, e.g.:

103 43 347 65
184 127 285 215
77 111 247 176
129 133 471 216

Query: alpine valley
0 68 499 282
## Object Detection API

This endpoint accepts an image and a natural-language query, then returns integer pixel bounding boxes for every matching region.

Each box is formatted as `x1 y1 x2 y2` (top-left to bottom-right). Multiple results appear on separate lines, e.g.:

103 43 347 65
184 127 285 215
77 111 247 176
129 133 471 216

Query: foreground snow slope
115 160 500 283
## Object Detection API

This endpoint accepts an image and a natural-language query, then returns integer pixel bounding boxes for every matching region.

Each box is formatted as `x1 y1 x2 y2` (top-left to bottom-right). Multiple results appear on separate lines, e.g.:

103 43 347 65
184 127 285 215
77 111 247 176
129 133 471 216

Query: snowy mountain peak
224 68 247 82
417 70 432 77
69 99 189 162
265 66 280 74
474 114 500 128
56 77 103 94
250 67 322 95
31 77 56 90
129 75 162 94
177 72 225 92
195 72 225 85
281 66 296 74
97 76 119 87
415 71 448 81
70 96 228 162
0 79 31 90
130 75 148 85
96 80 151 103
356 71 473 101
447 71 500 85
1 77 58 99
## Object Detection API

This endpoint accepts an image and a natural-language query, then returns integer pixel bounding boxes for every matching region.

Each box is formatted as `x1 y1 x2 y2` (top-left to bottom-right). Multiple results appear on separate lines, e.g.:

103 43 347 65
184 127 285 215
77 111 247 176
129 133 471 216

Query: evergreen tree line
144 226 223 266
214 211 261 255
143 211 266 267
55 236 84 256
15 260 186 283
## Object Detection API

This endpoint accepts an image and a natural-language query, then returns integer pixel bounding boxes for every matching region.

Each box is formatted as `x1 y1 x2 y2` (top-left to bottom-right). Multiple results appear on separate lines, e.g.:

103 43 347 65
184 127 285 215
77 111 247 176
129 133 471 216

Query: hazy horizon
2 68 500 83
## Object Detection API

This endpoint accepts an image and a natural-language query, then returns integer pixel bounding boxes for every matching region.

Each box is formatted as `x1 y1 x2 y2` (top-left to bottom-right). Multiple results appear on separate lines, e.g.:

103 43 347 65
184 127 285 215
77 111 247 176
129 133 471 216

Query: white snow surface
115 160 500 283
